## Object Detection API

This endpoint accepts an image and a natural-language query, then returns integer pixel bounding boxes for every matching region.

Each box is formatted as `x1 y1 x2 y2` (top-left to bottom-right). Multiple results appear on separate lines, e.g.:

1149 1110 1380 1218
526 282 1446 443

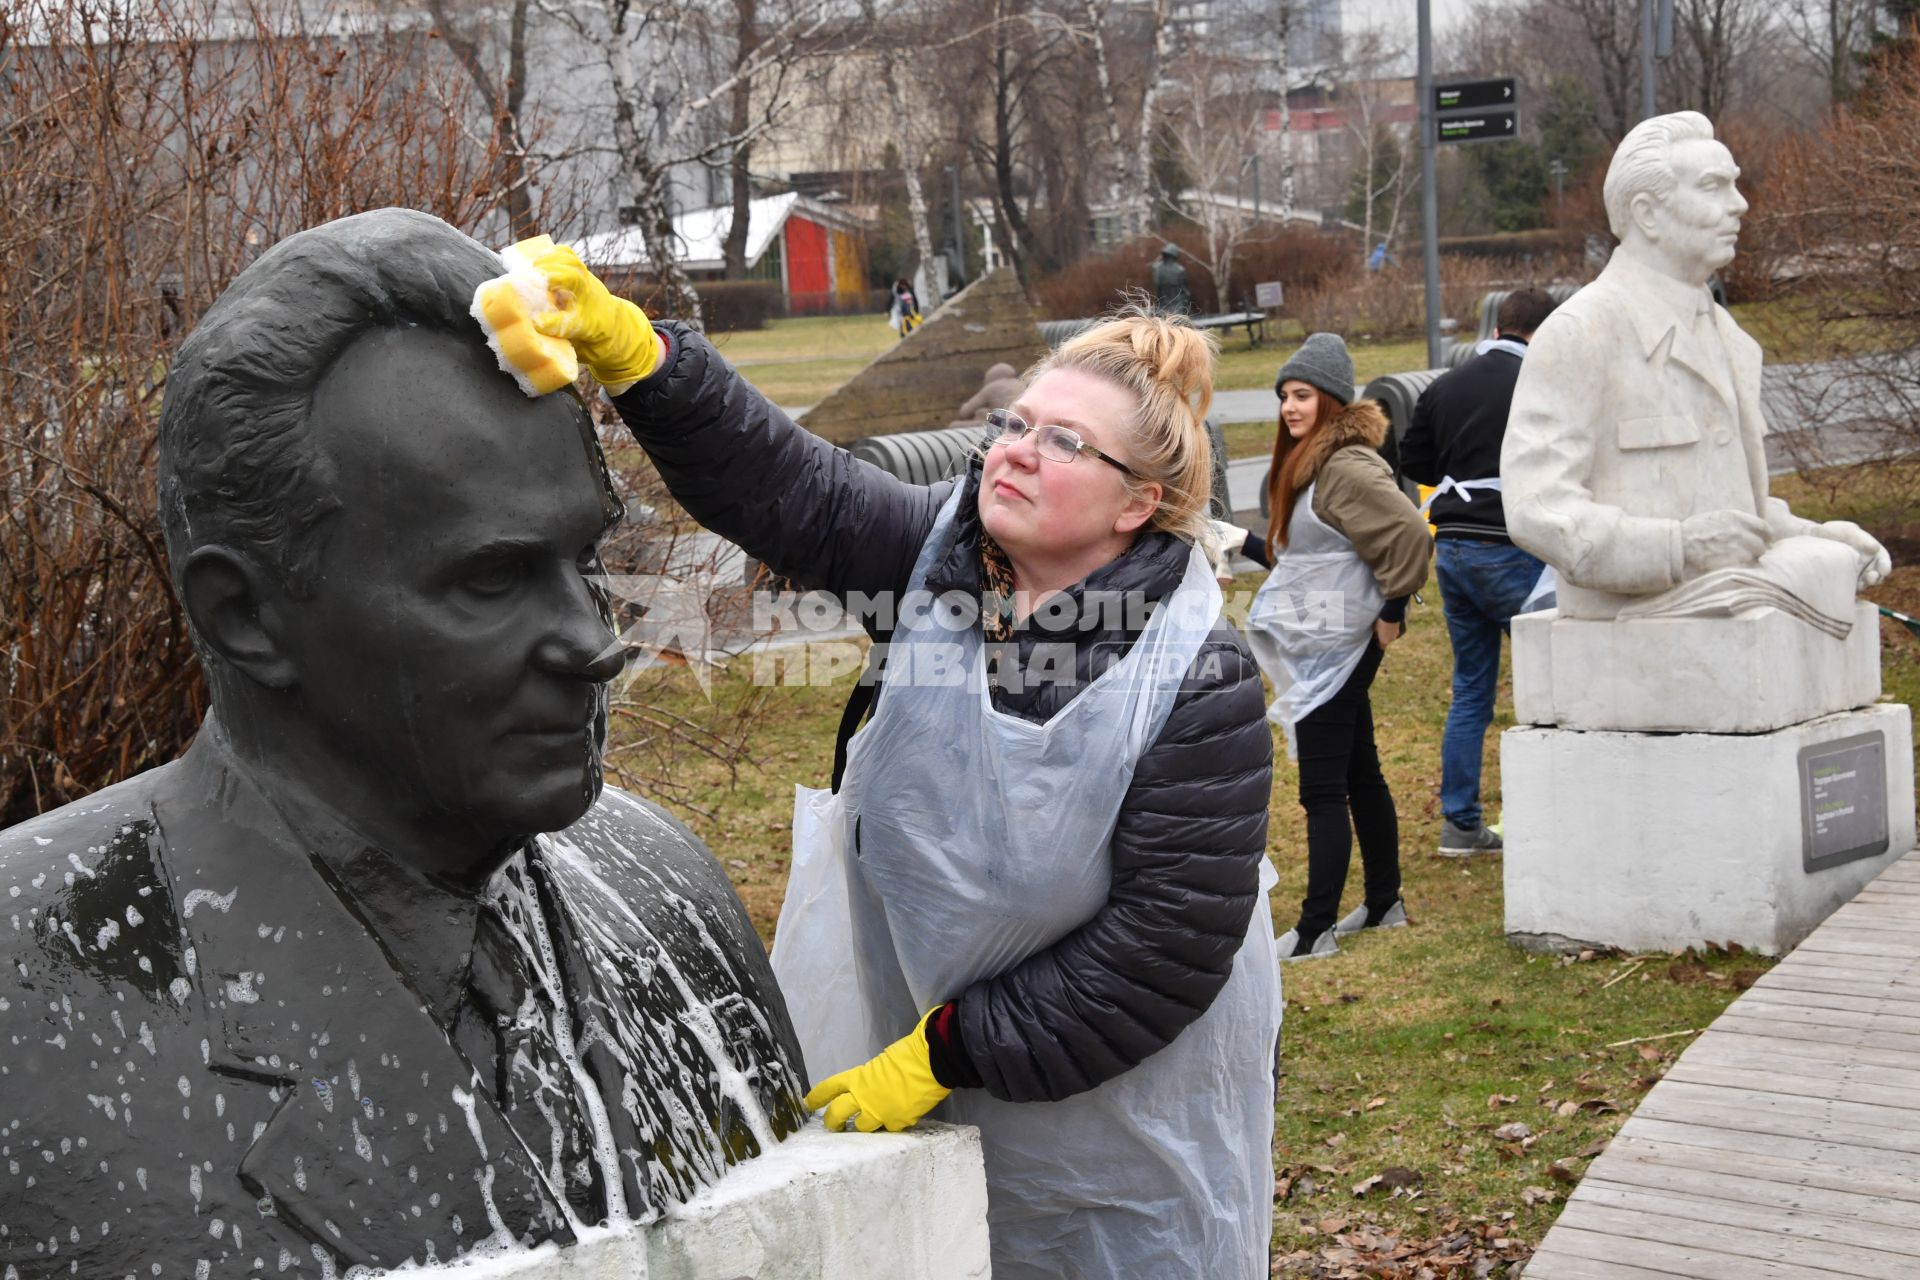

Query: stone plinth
1502 703 1916 955
1511 602 1882 734
415 1123 991 1280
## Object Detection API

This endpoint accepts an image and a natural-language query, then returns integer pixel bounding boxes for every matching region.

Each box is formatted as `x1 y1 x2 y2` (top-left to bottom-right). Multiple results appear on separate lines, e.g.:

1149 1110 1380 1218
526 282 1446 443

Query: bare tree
1751 43 1920 502
721 0 761 278
0 0 515 826
1080 0 1172 238
972 0 1046 282
1781 0 1881 103
1668 0 1775 119
857 0 941 300
1526 0 1644 143
1158 45 1269 305
531 0 838 326
1319 24 1417 259
425 0 541 238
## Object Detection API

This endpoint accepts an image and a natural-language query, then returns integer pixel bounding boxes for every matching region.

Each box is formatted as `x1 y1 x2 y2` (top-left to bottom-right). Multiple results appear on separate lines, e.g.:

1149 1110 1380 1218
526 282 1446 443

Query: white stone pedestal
1502 703 1916 955
1511 602 1883 734
417 1123 991 1280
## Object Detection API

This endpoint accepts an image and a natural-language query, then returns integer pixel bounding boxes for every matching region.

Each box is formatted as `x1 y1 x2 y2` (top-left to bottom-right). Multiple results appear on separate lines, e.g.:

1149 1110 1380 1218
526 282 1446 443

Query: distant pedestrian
1399 288 1558 856
888 277 922 337
1248 333 1432 962
1152 243 1192 315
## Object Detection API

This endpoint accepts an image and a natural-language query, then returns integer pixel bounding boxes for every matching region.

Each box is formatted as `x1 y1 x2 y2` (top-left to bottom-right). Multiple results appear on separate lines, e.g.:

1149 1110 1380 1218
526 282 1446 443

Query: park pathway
1526 850 1920 1279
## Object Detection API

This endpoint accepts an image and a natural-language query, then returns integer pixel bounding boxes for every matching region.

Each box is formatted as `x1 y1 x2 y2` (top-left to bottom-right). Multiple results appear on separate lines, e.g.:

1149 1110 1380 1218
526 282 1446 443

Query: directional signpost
1434 77 1517 113
1418 62 1524 364
1434 77 1519 146
1438 110 1518 144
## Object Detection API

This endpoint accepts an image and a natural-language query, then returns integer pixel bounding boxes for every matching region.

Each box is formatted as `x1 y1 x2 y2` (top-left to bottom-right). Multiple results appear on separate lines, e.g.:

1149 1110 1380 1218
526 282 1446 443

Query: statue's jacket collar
153 725 578 1269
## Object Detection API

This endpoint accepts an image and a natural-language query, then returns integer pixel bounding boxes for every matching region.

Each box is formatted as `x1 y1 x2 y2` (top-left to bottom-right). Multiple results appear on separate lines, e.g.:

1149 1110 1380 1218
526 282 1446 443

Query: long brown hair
1265 389 1342 553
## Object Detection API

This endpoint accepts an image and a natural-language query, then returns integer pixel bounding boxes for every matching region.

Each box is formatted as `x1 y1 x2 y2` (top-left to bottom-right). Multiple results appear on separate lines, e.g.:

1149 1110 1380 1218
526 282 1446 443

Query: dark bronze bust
0 210 806 1278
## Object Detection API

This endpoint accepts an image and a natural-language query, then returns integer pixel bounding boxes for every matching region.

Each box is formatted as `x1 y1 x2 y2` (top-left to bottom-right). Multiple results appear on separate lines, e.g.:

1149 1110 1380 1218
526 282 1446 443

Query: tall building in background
1170 0 1343 75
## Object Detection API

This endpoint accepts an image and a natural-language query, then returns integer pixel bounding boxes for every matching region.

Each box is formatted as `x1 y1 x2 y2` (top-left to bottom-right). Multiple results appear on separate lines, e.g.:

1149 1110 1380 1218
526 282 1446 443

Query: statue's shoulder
1523 281 1625 364
0 763 178 913
1548 276 1625 327
541 784 748 927
0 762 191 1091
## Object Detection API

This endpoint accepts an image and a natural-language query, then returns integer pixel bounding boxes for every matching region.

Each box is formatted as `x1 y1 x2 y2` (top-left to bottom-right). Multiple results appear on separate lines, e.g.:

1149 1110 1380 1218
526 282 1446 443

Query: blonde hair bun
1031 305 1218 543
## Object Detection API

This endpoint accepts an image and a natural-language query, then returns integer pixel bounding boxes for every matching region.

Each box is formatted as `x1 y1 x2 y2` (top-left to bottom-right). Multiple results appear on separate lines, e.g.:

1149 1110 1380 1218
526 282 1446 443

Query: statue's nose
534 569 626 684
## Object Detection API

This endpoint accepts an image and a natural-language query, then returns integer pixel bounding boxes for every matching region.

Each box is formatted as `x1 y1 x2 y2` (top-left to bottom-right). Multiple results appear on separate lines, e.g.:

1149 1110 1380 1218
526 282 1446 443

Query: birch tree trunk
1127 0 1171 237
863 0 939 303
605 19 705 328
1083 0 1128 214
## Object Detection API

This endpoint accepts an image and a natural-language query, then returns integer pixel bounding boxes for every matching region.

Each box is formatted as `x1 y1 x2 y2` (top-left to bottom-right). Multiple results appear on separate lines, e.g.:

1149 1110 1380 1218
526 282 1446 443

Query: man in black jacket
1401 288 1558 856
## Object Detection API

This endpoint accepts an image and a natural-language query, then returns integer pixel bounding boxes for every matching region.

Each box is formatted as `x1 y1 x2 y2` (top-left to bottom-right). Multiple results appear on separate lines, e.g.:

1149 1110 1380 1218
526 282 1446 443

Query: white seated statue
1501 111 1890 734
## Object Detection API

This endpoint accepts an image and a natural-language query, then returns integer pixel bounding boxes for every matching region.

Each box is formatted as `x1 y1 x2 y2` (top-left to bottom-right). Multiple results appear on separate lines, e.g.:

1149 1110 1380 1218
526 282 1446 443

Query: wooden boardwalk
1528 849 1920 1279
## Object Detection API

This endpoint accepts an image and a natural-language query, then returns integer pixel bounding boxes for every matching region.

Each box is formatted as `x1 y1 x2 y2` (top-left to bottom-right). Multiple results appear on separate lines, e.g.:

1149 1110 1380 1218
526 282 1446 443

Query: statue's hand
528 243 663 393
1680 509 1770 577
1819 519 1892 588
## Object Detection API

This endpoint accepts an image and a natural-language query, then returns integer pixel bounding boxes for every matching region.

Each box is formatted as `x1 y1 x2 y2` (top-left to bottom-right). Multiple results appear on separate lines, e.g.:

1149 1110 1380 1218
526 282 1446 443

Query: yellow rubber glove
526 243 663 395
804 1008 951 1133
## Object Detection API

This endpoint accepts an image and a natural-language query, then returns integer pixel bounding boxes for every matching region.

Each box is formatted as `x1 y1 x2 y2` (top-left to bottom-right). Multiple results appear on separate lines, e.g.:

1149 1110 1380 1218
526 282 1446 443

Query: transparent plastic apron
1419 474 1502 515
1419 476 1557 612
1244 478 1383 756
773 487 1282 1279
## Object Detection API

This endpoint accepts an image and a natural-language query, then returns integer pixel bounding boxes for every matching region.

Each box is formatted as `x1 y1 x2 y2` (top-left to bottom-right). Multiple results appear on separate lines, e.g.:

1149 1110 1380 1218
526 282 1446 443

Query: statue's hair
157 209 504 603
1023 306 1218 544
1603 111 1716 241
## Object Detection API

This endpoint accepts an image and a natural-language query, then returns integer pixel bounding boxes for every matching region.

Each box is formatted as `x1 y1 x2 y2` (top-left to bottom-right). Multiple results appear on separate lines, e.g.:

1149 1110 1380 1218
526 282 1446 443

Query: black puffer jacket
615 325 1272 1104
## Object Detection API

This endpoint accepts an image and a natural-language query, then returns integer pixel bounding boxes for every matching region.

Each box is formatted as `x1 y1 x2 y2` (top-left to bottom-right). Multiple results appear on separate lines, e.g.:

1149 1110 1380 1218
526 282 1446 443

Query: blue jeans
1435 539 1546 829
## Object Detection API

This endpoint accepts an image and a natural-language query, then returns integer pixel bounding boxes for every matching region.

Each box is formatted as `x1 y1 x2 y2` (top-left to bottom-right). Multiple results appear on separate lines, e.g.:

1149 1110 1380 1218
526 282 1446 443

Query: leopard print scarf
979 530 1016 641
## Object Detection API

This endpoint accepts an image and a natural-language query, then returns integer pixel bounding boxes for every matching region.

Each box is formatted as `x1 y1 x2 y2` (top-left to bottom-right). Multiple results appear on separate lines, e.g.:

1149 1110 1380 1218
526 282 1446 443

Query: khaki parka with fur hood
1275 398 1430 603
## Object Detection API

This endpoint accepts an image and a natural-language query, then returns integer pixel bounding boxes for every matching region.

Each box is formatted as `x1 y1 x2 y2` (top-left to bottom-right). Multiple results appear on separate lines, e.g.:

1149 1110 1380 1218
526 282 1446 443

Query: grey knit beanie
1274 332 1354 405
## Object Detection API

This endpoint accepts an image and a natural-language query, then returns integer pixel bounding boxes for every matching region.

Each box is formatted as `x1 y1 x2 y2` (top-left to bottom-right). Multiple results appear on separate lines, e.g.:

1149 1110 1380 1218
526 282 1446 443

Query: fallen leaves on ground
1271 1214 1534 1277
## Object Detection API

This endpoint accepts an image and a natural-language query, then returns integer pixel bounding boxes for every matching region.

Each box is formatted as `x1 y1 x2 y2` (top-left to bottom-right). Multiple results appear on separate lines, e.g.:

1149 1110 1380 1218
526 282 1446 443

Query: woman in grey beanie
1245 332 1431 962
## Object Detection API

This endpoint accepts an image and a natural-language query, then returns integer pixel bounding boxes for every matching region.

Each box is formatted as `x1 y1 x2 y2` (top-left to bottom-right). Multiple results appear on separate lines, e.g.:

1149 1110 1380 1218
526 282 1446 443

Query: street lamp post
1417 0 1441 369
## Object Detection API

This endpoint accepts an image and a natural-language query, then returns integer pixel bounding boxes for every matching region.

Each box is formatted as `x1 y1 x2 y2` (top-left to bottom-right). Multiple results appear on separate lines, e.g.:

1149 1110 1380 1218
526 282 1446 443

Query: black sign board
1437 110 1518 144
1799 731 1891 872
1435 78 1517 114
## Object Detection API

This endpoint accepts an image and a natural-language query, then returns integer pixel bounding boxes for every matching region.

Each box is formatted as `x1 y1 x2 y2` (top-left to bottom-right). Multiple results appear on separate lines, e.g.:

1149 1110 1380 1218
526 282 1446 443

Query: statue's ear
1629 191 1663 242
180 545 299 690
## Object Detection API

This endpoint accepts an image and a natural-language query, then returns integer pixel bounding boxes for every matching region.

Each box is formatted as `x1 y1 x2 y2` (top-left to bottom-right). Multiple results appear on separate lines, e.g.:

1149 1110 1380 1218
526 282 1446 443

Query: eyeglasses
985 409 1141 478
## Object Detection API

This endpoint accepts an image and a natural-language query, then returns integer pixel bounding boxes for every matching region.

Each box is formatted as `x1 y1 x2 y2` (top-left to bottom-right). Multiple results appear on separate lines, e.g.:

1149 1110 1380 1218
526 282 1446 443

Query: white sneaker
1333 899 1409 936
1277 926 1339 962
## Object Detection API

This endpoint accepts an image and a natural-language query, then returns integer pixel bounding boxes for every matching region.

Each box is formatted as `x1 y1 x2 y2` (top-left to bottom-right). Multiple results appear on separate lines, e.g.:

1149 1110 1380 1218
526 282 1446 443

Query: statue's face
1645 138 1748 276
283 326 622 869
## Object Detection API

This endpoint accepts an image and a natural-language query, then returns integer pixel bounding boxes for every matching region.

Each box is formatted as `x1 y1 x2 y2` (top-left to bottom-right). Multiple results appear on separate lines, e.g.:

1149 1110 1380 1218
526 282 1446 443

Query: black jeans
1291 640 1401 939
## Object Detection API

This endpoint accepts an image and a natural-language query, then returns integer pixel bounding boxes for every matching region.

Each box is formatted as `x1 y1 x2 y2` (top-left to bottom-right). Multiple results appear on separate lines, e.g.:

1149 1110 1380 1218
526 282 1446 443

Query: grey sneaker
1276 926 1339 962
1333 899 1409 936
1438 820 1503 856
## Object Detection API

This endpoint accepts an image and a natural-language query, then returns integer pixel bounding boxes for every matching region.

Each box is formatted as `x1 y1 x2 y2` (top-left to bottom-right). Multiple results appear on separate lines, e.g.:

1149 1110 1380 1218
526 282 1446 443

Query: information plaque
1799 730 1890 873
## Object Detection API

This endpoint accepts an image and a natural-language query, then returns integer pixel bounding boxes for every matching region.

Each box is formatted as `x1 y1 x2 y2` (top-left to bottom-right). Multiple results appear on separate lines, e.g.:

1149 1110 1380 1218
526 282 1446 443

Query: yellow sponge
471 234 580 397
